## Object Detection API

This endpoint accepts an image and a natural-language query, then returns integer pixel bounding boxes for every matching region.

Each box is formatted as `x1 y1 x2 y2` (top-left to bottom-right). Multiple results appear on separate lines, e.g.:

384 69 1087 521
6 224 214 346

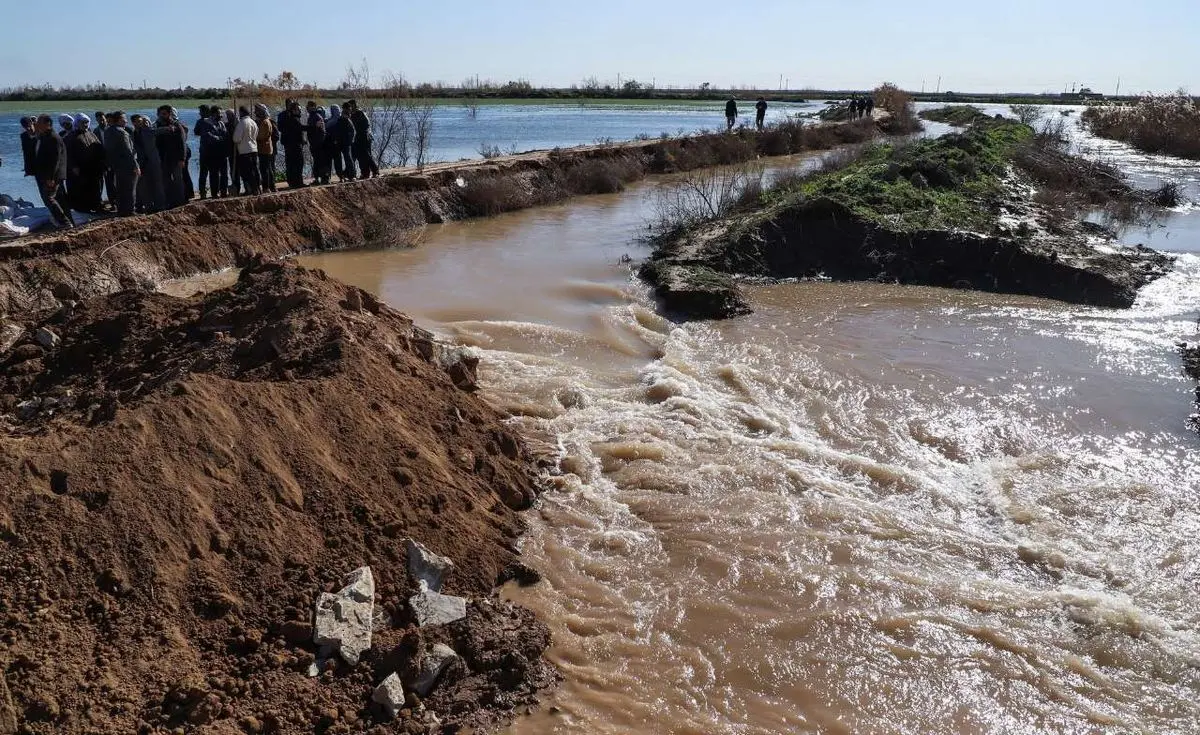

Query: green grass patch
918 105 990 126
761 119 1034 233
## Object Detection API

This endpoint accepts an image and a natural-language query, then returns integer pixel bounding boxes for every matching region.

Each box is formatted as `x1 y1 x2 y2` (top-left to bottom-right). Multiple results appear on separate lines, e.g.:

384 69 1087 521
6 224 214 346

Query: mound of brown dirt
0 261 554 733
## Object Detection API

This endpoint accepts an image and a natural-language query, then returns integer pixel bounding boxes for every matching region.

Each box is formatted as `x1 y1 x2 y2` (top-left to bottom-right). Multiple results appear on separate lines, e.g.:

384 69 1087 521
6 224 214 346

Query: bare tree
410 100 436 169
652 163 764 232
1010 104 1044 125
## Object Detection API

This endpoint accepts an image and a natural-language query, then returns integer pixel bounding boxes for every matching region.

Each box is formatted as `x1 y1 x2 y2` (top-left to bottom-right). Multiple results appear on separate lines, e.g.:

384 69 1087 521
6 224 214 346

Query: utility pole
1115 77 1121 97
921 80 926 93
936 76 941 93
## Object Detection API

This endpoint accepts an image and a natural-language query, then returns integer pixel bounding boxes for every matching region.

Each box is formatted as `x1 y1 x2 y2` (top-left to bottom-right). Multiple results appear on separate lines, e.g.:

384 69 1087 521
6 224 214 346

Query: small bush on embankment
1082 94 1200 159
874 83 923 134
919 105 990 126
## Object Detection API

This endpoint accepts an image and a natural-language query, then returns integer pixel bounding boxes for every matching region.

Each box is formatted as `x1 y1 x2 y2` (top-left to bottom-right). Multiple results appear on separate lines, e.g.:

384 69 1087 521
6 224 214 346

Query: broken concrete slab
411 643 461 697
408 588 467 627
406 539 454 592
313 567 375 665
371 673 406 720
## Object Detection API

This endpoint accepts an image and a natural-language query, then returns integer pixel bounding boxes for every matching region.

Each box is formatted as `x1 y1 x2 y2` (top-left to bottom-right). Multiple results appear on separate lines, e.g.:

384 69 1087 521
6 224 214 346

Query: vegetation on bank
919 105 991 126
1081 94 1200 160
760 120 1034 233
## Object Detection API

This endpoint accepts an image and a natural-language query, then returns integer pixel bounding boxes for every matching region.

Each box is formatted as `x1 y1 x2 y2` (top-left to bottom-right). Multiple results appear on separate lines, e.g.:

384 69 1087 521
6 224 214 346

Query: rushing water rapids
298 117 1200 734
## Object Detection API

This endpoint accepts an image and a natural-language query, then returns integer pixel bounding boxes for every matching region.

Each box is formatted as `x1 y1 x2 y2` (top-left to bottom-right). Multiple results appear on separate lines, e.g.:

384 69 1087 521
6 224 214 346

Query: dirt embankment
0 118 887 319
0 261 556 734
642 120 1176 320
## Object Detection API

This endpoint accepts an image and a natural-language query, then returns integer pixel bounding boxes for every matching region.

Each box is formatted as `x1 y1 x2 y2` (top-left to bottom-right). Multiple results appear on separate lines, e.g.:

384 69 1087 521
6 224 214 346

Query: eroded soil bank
0 261 555 734
0 118 886 319
641 118 1176 320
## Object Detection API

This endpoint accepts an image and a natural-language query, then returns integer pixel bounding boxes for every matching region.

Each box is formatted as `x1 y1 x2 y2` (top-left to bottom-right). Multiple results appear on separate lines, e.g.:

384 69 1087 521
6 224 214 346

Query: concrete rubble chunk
409 588 467 627
371 673 406 720
411 644 461 697
35 327 60 350
313 566 375 665
406 539 454 593
0 323 22 355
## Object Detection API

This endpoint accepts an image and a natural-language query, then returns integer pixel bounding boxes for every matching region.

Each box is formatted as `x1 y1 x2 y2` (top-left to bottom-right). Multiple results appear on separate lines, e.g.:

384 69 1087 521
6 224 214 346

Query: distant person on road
725 98 738 130
865 96 875 118
66 114 105 213
33 114 74 228
233 106 261 195
130 114 165 213
347 100 379 178
155 106 188 208
279 99 307 188
254 104 277 193
102 111 139 217
327 104 356 181
755 97 768 130
93 109 113 206
20 117 38 178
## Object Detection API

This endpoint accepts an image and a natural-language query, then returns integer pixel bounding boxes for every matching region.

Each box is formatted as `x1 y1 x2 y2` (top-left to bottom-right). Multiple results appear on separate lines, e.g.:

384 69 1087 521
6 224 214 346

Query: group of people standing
19 106 191 227
16 97 381 230
847 95 875 119
723 97 771 131
193 98 380 201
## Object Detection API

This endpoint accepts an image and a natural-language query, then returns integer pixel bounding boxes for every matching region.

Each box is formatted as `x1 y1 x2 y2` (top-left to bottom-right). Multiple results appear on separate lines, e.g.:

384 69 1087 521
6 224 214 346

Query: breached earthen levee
0 117 887 318
641 119 1177 320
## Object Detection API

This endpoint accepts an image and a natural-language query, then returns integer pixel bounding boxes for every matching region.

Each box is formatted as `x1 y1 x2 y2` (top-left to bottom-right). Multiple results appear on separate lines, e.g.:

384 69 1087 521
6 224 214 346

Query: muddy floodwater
295 119 1200 733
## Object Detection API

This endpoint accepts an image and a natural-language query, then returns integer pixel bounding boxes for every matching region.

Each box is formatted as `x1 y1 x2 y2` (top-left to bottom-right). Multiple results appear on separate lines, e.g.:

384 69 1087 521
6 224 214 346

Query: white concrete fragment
371 673 406 720
406 539 454 592
35 327 60 349
409 588 467 627
411 644 461 697
313 567 375 665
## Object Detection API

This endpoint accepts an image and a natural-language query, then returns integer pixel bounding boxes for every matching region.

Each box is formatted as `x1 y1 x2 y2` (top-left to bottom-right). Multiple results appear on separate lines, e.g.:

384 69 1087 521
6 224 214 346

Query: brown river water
258 126 1200 734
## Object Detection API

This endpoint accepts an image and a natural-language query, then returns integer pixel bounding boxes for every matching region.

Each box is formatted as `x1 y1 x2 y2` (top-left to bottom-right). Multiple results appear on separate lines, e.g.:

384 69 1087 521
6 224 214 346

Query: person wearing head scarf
253 104 277 192
19 116 38 178
58 114 76 142
153 105 188 208
65 113 106 213
306 102 329 185
130 114 165 213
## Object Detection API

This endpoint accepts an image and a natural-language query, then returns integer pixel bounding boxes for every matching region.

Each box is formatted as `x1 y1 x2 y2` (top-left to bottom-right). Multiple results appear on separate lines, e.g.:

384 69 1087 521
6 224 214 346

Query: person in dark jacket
346 100 378 178
20 117 38 178
865 96 875 118
131 114 165 213
306 102 330 185
102 111 139 217
725 98 738 130
66 114 106 213
223 108 240 197
196 106 229 199
327 104 356 181
755 97 768 131
33 115 74 228
92 109 113 207
155 105 188 208
278 100 307 188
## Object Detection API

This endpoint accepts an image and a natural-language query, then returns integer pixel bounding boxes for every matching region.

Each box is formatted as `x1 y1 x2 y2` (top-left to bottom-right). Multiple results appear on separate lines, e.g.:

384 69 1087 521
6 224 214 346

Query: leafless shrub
411 100 435 169
1010 104 1044 125
1152 181 1183 207
652 163 765 233
478 143 503 159
874 83 922 134
563 157 644 195
459 177 530 216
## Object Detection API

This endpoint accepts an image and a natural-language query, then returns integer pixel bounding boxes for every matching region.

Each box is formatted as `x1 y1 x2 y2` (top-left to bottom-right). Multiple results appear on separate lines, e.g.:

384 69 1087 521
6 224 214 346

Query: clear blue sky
3 0 1194 94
